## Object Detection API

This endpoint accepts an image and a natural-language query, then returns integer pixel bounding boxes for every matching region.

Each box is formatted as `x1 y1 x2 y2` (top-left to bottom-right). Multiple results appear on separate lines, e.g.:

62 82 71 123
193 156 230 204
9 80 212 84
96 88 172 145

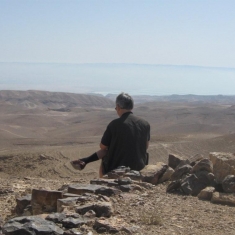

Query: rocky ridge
1 152 235 234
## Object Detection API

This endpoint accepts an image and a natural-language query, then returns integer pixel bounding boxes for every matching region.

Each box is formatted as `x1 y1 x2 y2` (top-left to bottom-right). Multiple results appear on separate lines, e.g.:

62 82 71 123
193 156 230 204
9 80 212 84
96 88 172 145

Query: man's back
101 112 150 173
70 92 150 177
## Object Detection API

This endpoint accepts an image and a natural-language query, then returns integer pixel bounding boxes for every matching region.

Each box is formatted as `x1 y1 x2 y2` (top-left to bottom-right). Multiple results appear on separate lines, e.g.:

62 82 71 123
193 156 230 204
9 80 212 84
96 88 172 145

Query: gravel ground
1 177 235 235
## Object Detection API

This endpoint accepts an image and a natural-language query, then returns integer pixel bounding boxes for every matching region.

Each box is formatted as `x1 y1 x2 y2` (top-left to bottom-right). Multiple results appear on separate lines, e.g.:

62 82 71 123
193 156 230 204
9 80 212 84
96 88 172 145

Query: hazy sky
1 0 235 67
0 0 235 95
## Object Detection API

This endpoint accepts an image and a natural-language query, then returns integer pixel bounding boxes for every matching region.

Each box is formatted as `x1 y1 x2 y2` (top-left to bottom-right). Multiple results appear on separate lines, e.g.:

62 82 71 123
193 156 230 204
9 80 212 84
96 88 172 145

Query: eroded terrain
1 91 235 234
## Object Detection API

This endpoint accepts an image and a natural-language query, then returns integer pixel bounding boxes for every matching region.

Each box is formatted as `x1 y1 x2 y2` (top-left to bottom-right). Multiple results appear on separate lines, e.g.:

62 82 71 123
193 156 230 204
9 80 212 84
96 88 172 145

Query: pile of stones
1 167 155 235
1 152 235 235
167 152 235 206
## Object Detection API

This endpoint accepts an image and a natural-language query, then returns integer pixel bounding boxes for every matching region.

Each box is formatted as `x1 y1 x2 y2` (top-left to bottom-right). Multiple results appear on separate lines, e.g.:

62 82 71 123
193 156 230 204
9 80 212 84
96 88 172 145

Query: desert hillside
0 90 235 234
0 90 235 175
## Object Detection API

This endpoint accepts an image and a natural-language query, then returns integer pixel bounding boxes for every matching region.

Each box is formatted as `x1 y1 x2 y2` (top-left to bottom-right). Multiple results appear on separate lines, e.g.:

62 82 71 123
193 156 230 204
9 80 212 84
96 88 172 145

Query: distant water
0 62 235 96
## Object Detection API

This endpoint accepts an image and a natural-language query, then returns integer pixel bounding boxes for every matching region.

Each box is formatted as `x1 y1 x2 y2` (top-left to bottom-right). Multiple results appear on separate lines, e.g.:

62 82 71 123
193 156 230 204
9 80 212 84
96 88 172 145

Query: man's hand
70 160 86 170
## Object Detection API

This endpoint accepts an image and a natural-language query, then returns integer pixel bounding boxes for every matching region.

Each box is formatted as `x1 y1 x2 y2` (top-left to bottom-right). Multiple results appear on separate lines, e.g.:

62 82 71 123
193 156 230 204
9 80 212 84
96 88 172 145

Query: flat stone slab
2 216 64 235
46 213 67 223
90 179 115 186
57 197 79 213
106 166 131 179
68 184 121 197
123 172 142 181
58 194 108 212
61 217 87 228
63 193 82 198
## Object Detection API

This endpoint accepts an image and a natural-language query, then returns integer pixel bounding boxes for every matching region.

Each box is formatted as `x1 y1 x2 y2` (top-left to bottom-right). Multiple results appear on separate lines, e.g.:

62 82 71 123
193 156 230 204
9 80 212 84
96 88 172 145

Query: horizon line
1 61 235 70
1 89 235 97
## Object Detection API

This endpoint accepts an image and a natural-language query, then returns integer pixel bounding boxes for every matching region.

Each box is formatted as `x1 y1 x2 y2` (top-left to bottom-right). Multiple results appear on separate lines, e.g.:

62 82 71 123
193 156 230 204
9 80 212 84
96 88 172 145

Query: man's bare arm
146 141 149 149
100 143 108 150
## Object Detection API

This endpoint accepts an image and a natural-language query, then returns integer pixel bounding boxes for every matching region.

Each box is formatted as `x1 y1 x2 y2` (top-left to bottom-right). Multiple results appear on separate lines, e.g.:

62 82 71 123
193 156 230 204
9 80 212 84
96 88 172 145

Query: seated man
71 92 150 177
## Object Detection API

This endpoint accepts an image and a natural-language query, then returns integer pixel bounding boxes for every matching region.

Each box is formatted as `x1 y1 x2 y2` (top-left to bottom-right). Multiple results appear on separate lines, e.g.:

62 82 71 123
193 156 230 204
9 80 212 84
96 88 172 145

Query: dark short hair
116 92 134 110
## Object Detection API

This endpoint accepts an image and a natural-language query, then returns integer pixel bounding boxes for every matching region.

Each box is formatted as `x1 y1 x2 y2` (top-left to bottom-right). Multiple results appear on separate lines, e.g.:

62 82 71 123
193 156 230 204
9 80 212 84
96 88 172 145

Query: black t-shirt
101 112 150 173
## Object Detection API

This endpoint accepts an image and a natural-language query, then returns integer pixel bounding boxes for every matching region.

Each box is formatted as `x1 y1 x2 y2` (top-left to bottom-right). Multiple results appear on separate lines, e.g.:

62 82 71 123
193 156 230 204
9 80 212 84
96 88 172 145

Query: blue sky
0 0 235 95
1 0 235 67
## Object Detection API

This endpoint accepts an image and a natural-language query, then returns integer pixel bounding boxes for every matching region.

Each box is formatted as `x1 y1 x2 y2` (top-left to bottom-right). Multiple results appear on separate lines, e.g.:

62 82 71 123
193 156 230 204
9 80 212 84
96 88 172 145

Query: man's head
115 92 134 112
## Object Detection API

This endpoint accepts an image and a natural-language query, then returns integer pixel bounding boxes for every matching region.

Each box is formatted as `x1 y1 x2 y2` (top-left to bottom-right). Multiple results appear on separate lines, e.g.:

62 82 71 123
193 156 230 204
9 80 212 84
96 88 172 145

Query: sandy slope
0 91 235 234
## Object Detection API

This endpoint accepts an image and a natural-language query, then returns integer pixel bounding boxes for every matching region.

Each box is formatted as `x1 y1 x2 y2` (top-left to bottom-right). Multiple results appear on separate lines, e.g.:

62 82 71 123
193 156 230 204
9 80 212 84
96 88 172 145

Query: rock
83 210 96 218
97 195 110 202
0 186 14 195
61 217 86 228
191 158 213 173
90 179 115 186
96 226 108 233
128 184 143 191
170 164 192 181
211 192 235 206
57 197 79 213
107 166 131 179
15 194 31 215
121 225 140 234
63 193 82 198
57 184 69 194
180 174 198 195
198 187 215 201
140 163 168 185
123 170 142 181
119 184 143 192
176 159 191 168
2 216 64 235
46 212 67 223
189 154 204 167
166 180 181 193
68 184 103 195
106 172 121 179
76 202 113 217
114 177 132 185
22 205 33 216
31 189 63 215
118 185 132 192
209 152 235 183
94 218 132 234
181 171 212 196
68 184 121 197
107 182 119 187
158 166 174 183
95 187 121 197
63 228 83 235
168 154 184 169
222 175 235 193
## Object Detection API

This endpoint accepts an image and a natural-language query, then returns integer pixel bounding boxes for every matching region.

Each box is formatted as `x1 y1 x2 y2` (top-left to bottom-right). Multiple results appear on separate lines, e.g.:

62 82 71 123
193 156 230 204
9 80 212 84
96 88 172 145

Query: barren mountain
107 93 235 104
0 90 114 109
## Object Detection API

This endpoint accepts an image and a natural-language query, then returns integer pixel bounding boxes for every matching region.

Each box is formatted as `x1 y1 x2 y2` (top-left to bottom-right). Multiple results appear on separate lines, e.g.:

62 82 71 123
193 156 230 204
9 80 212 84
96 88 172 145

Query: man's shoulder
107 117 120 127
129 113 150 126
